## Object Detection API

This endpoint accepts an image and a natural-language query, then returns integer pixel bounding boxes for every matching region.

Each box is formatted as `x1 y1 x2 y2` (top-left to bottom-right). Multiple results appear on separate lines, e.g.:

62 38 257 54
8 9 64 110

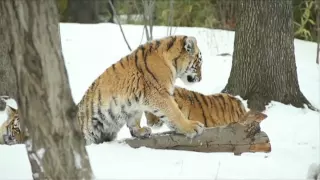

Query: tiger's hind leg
126 111 152 138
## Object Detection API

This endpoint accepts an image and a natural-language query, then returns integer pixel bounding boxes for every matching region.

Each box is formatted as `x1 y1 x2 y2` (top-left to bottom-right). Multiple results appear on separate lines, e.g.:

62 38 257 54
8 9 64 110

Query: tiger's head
171 36 203 85
1 102 23 145
6 106 21 137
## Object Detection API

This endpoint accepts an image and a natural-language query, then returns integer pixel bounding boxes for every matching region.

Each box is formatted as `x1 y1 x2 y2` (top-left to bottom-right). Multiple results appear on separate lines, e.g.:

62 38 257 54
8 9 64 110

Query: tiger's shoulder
80 35 202 97
120 35 202 84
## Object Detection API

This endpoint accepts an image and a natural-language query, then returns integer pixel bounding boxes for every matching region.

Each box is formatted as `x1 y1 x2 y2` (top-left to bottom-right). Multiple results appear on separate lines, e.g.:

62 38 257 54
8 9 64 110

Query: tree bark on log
121 121 271 156
0 0 93 179
222 0 318 112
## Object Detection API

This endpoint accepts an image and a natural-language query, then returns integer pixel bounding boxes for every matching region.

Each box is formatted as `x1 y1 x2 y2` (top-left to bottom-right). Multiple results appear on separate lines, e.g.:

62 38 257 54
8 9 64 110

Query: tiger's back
146 87 261 128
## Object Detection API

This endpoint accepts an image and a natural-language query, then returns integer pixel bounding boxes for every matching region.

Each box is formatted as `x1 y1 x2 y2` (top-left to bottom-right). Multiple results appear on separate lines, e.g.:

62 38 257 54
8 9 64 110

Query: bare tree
216 0 236 30
66 0 100 23
167 0 174 36
108 0 132 51
107 0 115 23
0 0 93 179
0 9 17 110
142 0 155 41
222 0 319 112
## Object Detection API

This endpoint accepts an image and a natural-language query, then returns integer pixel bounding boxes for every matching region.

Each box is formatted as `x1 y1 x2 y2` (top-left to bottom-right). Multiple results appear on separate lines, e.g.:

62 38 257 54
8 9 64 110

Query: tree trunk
222 0 317 112
66 0 100 23
0 1 93 179
107 0 115 23
216 0 236 30
0 9 17 110
316 0 319 64
57 0 69 22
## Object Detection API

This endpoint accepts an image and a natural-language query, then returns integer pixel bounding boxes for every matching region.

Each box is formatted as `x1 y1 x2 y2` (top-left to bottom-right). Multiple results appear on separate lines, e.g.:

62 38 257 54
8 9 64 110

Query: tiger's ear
184 36 197 54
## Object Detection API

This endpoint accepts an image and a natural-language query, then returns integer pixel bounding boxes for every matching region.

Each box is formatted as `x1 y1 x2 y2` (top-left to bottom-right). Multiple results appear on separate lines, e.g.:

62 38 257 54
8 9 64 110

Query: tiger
0 104 26 145
77 35 205 145
145 86 267 129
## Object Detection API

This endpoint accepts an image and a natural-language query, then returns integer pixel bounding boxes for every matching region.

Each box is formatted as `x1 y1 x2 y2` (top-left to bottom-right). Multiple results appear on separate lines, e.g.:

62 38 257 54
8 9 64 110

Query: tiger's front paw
3 135 17 145
177 120 205 138
129 126 152 139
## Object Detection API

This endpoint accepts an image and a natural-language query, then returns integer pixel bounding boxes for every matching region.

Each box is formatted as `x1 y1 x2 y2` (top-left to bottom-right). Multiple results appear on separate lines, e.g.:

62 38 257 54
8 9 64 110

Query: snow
0 23 319 179
36 148 45 160
73 151 82 169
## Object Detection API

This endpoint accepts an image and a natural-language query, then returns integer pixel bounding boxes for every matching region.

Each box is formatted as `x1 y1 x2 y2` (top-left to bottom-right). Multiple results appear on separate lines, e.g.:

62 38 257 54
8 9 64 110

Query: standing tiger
78 35 205 145
0 105 26 145
145 87 267 129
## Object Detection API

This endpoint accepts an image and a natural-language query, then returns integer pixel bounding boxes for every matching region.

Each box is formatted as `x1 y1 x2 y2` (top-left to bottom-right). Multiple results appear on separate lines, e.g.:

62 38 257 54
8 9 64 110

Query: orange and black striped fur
0 105 26 145
77 35 205 145
145 87 267 129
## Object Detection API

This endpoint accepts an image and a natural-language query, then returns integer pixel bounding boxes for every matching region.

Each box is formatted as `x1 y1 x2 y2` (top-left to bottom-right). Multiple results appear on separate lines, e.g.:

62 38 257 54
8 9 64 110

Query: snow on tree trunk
0 0 94 179
222 0 318 112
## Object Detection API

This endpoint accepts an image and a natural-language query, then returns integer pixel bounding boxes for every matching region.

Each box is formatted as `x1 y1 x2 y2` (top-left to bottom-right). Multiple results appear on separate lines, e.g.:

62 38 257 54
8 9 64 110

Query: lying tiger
145 86 267 129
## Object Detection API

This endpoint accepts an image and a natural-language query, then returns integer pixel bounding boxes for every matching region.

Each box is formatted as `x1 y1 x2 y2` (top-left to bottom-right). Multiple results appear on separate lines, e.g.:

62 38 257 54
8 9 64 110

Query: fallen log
119 121 271 156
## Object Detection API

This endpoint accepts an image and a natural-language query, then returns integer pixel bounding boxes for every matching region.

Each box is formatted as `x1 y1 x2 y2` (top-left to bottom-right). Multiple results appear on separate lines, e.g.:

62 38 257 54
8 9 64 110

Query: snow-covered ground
0 23 319 179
